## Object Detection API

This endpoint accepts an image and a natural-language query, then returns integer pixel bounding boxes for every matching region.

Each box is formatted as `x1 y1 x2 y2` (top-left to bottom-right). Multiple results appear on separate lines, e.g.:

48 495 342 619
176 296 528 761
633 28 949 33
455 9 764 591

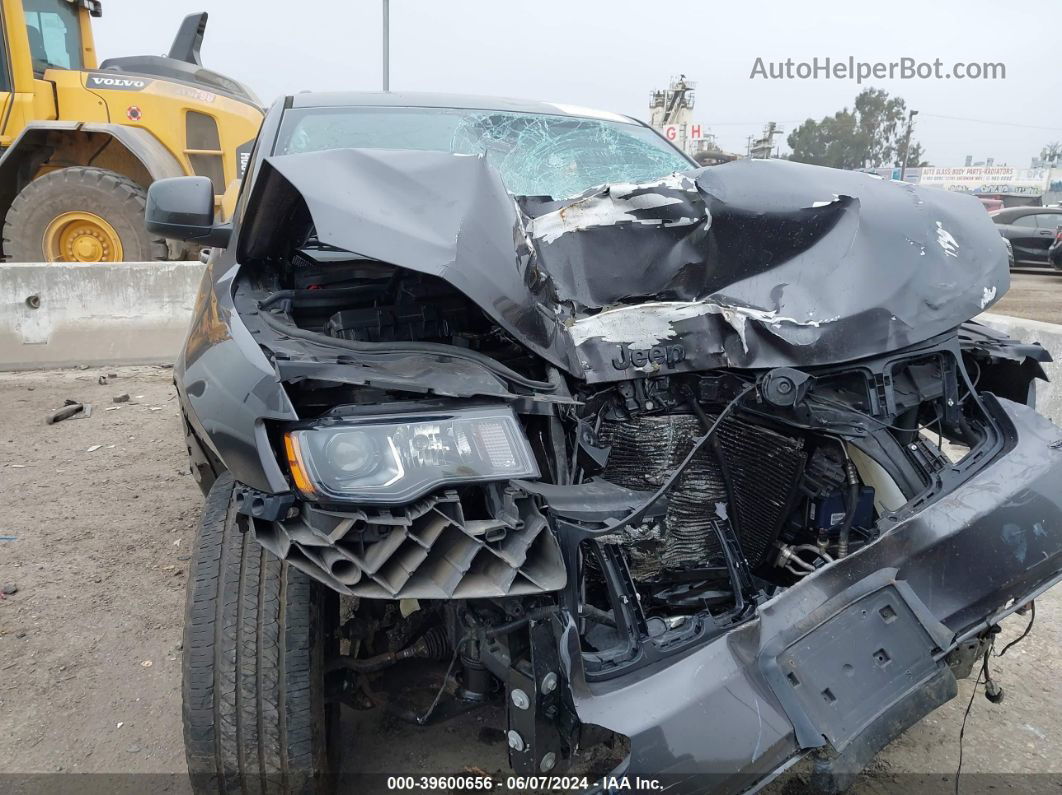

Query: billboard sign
919 167 1049 196
661 124 705 142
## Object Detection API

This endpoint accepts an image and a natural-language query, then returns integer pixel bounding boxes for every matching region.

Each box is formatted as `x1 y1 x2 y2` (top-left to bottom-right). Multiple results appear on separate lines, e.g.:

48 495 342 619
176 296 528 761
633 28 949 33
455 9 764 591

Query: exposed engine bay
179 148 1062 791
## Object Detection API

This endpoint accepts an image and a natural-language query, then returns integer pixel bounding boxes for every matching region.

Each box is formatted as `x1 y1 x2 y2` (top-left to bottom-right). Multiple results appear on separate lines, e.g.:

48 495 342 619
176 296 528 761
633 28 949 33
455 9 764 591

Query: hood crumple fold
241 148 580 373
241 149 1009 383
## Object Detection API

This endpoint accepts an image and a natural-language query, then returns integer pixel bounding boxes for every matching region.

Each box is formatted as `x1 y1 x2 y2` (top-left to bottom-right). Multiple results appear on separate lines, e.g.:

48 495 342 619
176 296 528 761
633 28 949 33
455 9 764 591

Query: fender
0 121 185 222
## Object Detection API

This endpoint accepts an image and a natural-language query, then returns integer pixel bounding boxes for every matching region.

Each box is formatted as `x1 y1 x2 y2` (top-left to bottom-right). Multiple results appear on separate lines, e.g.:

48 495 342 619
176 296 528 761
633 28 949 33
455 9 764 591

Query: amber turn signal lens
284 433 316 497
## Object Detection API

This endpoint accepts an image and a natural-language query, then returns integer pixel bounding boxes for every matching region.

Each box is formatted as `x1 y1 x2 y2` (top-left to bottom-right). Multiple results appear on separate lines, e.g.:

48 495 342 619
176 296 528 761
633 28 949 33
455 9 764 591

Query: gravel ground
0 366 1059 791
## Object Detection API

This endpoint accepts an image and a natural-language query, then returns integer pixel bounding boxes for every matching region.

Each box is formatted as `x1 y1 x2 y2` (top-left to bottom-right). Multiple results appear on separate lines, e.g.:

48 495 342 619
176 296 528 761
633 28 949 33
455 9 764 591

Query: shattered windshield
275 106 692 199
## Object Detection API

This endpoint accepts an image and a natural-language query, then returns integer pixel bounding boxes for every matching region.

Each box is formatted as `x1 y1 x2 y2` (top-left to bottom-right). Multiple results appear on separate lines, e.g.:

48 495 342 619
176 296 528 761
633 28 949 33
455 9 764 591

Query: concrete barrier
0 261 203 370
978 312 1062 423
1 263 1061 422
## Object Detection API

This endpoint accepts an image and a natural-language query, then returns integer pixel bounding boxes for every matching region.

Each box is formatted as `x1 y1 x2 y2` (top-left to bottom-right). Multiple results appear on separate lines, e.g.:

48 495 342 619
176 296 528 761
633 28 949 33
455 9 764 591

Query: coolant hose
836 459 860 558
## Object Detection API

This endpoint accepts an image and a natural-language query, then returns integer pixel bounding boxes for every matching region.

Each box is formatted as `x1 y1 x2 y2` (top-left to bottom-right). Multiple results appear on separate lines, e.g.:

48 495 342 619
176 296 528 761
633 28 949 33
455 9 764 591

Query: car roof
286 91 640 125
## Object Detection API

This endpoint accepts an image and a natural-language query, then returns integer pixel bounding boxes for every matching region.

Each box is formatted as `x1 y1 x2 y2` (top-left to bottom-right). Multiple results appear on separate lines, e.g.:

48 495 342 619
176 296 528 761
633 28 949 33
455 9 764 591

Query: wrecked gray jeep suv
148 93 1062 793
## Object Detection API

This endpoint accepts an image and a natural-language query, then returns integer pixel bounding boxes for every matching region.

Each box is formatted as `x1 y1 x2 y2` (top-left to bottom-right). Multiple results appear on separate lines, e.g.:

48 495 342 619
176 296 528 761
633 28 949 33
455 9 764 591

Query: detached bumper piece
247 486 566 598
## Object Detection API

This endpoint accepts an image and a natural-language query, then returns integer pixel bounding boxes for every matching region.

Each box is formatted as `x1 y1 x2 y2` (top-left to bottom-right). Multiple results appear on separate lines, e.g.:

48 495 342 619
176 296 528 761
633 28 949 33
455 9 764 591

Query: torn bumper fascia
559 399 1062 793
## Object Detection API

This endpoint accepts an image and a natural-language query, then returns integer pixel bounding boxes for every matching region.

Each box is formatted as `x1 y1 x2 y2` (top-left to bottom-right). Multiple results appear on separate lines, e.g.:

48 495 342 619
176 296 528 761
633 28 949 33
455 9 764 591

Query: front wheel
2 167 168 262
183 474 336 793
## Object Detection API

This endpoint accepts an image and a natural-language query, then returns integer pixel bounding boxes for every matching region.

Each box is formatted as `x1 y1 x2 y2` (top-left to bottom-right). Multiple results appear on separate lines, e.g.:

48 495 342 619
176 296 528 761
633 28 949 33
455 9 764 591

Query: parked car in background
1003 236 1015 269
990 206 1062 266
1049 225 1062 270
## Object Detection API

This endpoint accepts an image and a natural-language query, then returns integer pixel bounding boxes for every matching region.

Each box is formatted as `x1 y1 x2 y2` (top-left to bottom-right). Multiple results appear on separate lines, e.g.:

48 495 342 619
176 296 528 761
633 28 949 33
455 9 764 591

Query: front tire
2 167 168 262
183 474 335 793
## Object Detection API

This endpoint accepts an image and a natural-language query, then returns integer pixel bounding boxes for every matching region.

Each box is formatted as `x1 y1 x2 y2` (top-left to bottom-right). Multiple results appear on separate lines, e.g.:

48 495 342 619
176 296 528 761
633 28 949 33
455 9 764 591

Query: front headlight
284 406 539 503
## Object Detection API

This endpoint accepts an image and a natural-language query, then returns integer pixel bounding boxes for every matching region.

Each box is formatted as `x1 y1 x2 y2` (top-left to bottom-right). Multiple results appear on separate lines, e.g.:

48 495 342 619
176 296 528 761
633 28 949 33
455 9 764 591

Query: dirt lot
1 366 1060 792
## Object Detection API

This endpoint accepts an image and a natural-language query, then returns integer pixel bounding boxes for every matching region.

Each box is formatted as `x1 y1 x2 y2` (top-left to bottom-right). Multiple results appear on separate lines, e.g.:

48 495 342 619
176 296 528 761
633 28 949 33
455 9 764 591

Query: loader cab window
23 0 83 74
0 27 12 92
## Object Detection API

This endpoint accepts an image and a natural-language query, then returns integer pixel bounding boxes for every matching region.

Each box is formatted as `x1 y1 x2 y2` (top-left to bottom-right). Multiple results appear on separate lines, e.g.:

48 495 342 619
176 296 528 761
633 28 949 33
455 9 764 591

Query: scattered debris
46 400 93 425
140 660 153 668
104 407 121 412
2 583 17 595
149 406 163 412
113 393 130 403
0 535 16 542
97 375 108 385
116 722 123 729
85 445 102 453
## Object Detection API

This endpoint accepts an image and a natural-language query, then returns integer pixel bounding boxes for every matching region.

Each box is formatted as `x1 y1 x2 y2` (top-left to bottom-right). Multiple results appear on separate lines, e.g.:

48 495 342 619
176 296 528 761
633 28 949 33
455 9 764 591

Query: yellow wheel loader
0 0 262 262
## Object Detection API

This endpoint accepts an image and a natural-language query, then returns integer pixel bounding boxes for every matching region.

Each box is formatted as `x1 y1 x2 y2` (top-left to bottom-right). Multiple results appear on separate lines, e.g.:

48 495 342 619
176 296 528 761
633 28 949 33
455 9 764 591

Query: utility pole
899 109 919 181
382 0 390 92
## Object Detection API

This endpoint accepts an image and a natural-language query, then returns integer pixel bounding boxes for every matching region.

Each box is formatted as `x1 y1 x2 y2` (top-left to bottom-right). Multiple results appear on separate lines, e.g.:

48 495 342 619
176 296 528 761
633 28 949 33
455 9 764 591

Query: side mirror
146 176 232 248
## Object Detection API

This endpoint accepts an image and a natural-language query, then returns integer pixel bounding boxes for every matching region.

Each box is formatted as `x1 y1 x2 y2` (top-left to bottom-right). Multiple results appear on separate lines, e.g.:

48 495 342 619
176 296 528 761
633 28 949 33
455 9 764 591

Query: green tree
787 88 926 169
895 139 929 169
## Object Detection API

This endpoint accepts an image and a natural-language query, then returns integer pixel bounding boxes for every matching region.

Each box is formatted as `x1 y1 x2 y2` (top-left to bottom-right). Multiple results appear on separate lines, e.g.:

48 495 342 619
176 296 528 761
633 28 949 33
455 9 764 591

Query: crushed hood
241 149 1009 382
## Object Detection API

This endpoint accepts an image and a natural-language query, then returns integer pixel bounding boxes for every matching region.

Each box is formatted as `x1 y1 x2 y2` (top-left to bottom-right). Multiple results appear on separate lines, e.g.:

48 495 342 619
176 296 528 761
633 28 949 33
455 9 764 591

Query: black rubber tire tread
183 473 332 794
2 166 168 262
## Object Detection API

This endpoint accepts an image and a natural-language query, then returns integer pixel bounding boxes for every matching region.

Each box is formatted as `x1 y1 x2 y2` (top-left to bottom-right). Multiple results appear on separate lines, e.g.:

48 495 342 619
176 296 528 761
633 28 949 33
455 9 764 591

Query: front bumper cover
558 398 1062 793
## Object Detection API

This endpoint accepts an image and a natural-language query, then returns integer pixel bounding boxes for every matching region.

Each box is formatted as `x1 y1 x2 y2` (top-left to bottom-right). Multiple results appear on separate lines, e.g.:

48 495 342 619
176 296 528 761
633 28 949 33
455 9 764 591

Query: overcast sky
95 0 1061 167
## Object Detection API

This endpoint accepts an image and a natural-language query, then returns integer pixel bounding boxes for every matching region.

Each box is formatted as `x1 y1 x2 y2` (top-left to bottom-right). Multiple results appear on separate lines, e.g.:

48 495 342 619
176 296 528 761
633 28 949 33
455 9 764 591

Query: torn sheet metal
530 160 1009 380
240 151 1009 384
240 148 581 373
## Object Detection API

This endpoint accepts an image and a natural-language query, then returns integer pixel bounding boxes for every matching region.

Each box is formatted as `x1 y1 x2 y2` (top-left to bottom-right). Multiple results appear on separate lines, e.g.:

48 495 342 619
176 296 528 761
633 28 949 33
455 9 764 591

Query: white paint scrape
980 285 997 308
567 300 833 353
936 222 959 257
530 175 702 244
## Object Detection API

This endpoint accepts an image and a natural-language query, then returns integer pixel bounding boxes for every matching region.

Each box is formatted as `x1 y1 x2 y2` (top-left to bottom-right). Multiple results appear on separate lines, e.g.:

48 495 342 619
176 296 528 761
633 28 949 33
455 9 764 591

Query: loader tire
2 167 168 262
183 474 336 793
